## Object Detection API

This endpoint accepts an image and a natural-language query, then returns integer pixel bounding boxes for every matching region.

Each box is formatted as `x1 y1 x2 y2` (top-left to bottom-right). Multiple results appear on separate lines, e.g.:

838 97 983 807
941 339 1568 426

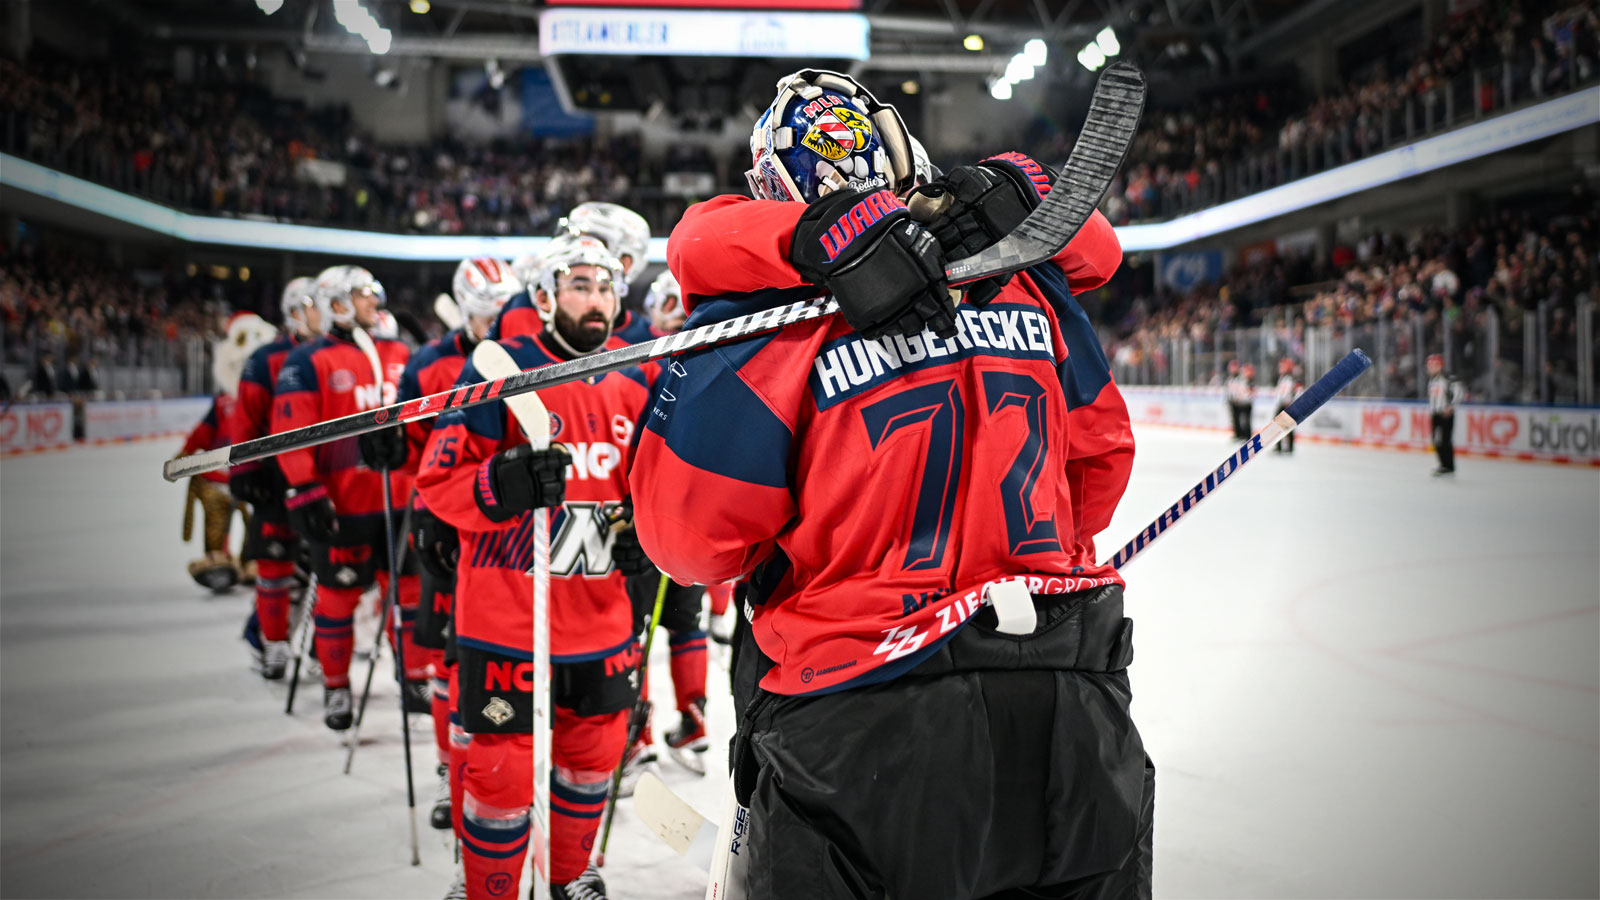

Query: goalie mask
747 69 915 204
557 202 649 287
312 265 386 331
453 257 523 322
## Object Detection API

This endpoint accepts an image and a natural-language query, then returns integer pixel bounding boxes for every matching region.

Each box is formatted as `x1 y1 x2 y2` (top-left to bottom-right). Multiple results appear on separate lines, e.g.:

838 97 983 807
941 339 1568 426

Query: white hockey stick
435 294 463 331
470 340 553 899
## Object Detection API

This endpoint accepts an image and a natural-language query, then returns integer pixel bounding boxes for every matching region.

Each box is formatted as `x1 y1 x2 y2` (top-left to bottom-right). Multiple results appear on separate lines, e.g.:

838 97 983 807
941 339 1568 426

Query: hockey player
272 265 426 731
416 240 657 900
1426 353 1463 475
398 257 523 831
1273 357 1303 455
227 278 321 677
630 69 1152 898
1225 359 1252 439
181 312 279 593
495 203 649 342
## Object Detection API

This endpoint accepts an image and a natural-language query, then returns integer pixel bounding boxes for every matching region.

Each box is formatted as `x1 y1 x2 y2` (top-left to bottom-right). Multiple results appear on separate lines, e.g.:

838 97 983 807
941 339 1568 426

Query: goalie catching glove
790 187 957 341
913 151 1057 306
474 443 571 523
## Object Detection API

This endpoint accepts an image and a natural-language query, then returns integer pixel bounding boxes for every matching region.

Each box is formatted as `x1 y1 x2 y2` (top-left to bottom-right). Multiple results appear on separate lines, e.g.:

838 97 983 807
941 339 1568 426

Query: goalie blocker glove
285 483 338 543
917 151 1057 306
473 443 572 523
790 188 957 341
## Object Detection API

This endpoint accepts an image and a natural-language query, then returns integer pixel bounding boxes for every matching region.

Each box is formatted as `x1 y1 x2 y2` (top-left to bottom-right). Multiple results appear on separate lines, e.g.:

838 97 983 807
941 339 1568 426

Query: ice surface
1 430 1595 899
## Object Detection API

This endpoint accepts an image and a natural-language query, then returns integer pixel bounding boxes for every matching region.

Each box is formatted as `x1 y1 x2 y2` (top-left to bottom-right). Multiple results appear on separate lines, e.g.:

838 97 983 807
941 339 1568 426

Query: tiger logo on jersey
801 107 873 162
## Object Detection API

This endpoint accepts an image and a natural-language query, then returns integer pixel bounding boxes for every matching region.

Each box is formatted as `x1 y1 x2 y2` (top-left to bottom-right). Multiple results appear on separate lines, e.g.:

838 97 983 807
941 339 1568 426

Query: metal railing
1109 299 1598 406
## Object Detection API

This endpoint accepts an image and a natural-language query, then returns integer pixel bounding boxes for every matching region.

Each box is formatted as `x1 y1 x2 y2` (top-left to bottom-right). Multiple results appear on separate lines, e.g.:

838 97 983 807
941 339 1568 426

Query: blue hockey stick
1104 348 1372 569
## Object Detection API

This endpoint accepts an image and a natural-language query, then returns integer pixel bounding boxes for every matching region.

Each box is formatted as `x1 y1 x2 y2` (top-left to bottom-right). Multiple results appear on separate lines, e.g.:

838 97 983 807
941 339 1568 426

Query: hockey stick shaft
381 471 422 865
1103 348 1372 570
163 68 1147 485
284 574 319 715
596 572 671 865
343 501 415 761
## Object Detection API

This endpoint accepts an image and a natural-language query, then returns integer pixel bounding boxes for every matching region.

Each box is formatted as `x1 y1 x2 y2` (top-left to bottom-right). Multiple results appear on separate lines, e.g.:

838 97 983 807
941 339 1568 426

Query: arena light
1095 27 1120 57
989 78 1012 101
963 34 984 51
409 0 430 12
1024 38 1048 67
332 0 392 55
1077 43 1106 71
1004 55 1034 83
255 0 283 14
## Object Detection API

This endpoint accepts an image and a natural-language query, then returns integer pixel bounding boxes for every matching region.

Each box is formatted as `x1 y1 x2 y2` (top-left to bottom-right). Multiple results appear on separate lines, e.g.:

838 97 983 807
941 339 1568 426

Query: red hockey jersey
181 393 237 485
272 330 411 517
397 329 474 476
414 332 655 663
224 333 299 481
487 290 544 342
632 194 1133 696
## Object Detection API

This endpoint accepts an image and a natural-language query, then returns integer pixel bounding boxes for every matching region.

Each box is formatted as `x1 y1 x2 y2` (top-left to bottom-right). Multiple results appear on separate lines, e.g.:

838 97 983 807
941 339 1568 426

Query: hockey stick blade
944 61 1145 286
163 65 1145 484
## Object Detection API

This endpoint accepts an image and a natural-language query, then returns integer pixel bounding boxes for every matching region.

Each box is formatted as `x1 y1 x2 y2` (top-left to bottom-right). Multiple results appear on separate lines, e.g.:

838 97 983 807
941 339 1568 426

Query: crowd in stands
0 242 235 399
1098 0 1598 223
1097 187 1598 405
4 0 1595 239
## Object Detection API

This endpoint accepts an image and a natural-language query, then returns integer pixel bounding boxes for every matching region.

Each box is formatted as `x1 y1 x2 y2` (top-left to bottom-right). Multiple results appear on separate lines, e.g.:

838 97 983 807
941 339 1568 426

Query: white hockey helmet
280 276 316 335
510 250 548 295
537 236 626 306
213 312 278 395
644 269 685 331
746 69 915 204
312 265 385 330
557 202 649 284
908 135 939 190
452 257 523 321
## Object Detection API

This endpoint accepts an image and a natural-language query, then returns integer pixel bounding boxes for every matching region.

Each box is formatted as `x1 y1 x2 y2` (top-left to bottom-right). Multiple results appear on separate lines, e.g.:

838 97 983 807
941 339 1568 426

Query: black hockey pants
737 584 1154 900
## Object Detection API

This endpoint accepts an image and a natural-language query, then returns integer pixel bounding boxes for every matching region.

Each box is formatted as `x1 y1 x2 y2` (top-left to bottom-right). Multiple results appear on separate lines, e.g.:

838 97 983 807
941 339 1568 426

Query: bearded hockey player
272 265 425 731
226 278 320 677
494 202 649 342
181 311 279 593
397 257 523 832
416 240 657 900
630 69 1154 898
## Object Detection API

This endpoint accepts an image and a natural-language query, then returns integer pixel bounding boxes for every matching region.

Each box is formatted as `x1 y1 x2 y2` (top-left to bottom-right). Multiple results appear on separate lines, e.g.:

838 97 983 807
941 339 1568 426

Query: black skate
403 679 432 715
664 698 709 776
324 686 354 731
551 863 607 900
430 762 452 830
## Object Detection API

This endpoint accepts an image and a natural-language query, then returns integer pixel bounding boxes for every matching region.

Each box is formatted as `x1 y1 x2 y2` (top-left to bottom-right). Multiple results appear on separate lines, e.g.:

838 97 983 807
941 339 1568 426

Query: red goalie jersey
414 333 655 663
631 196 1133 696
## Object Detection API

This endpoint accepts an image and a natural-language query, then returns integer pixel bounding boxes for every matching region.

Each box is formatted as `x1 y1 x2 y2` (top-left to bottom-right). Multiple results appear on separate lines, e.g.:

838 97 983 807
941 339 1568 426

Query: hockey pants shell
460 707 628 896
312 571 423 688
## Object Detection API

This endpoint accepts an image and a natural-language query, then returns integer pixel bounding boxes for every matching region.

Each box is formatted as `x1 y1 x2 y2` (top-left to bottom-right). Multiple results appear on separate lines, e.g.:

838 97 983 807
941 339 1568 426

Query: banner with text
1 402 74 454
84 397 213 443
1122 386 1599 464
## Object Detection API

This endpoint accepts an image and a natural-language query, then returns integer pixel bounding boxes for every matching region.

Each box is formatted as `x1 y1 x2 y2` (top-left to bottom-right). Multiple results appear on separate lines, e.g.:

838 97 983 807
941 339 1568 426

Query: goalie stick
161 61 1145 484
633 349 1374 884
468 339 554 900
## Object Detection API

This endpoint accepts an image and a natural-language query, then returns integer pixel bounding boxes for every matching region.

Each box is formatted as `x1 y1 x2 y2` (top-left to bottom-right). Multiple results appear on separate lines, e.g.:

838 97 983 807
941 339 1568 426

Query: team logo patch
801 107 872 161
611 414 633 444
335 566 358 586
482 696 514 725
329 370 356 393
548 411 564 439
374 409 389 424
485 872 512 897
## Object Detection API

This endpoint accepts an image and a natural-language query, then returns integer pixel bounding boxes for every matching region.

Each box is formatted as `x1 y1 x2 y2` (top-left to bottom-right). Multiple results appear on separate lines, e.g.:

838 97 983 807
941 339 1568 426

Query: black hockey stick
284 574 320 715
162 62 1146 484
595 572 671 868
343 501 415 773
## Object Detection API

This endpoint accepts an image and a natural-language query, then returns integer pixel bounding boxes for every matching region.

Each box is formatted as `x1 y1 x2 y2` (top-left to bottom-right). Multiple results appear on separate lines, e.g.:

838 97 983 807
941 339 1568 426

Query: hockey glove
410 507 460 577
358 425 408 472
285 483 338 544
610 526 658 579
790 187 957 341
918 151 1057 306
475 443 572 523
228 460 284 507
